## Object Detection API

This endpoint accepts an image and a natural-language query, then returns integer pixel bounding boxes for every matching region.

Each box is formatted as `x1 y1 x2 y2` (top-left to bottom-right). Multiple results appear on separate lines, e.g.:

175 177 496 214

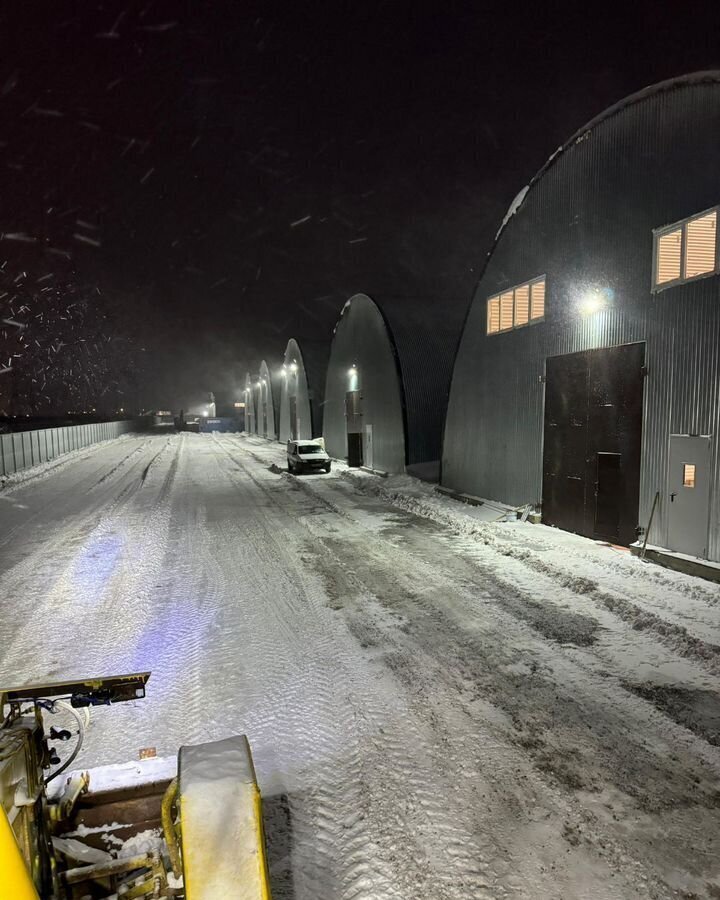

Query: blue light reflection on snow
117 599 217 714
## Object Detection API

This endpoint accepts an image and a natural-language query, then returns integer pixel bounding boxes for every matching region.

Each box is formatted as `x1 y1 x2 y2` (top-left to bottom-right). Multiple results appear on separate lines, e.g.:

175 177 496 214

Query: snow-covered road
1 433 719 899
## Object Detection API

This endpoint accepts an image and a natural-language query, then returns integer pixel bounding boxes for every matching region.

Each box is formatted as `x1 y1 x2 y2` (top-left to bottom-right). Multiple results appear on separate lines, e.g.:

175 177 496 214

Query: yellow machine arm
0 803 40 900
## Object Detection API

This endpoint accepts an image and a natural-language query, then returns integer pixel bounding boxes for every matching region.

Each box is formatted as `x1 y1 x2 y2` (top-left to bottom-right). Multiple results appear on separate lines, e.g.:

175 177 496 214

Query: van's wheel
325 464 331 473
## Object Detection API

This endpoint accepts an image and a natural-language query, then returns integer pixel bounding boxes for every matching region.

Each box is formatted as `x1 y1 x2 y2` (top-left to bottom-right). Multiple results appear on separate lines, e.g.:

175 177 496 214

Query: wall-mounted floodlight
290 361 298 373
579 292 604 315
202 409 209 417
578 286 613 316
347 364 359 391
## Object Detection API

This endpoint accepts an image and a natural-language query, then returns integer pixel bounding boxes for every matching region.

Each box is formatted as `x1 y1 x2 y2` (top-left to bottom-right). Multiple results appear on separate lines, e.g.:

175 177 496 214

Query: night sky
0 2 718 415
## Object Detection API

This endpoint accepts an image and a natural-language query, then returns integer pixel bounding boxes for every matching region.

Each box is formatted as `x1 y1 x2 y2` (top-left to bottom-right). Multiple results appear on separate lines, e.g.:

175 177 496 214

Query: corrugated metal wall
377 297 464 465
443 76 720 558
0 420 137 477
299 339 330 437
258 360 279 440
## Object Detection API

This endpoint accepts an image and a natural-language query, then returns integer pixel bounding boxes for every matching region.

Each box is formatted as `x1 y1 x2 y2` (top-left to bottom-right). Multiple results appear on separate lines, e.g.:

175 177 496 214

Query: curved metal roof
495 71 720 245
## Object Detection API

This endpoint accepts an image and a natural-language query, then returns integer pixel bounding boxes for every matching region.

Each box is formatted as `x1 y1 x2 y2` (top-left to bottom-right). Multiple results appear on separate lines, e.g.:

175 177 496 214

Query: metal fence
0 420 138 478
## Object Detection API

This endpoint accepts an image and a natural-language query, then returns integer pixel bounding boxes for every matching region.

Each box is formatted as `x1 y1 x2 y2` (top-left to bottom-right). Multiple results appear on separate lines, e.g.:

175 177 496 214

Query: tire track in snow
0 436 154 554
0 437 184 762
217 440 605 898
340 471 720 671
210 437 399 899
253 452 720 898
0 438 167 635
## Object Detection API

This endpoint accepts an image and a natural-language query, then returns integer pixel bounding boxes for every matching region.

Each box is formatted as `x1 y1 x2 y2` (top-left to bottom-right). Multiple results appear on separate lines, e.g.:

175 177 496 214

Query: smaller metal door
364 424 373 470
594 452 622 542
667 435 711 558
345 391 363 467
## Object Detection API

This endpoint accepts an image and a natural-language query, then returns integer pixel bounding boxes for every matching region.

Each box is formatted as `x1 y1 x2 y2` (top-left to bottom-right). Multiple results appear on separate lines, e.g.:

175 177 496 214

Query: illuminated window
487 296 500 333
514 284 529 325
530 280 545 320
499 291 514 331
656 229 682 284
653 208 718 290
686 211 717 278
486 276 546 335
682 464 696 488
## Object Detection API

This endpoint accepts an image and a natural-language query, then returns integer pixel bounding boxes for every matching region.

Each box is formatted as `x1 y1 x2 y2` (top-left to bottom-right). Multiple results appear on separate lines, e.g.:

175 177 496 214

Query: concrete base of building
435 485 487 507
435 484 528 523
360 466 389 478
630 542 720 584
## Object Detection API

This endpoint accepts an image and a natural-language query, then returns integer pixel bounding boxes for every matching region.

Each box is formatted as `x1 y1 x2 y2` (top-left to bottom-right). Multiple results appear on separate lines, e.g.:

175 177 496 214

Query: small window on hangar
654 207 718 290
487 276 546 335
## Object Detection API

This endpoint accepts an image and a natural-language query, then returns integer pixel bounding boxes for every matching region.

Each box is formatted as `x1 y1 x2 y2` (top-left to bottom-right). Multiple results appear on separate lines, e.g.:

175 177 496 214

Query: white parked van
286 440 332 474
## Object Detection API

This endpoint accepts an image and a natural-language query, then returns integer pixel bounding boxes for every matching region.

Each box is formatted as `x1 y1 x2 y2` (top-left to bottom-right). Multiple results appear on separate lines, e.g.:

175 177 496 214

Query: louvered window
530 280 545 319
653 208 718 290
514 285 530 325
686 211 717 278
487 297 500 333
499 291 514 331
486 276 545 335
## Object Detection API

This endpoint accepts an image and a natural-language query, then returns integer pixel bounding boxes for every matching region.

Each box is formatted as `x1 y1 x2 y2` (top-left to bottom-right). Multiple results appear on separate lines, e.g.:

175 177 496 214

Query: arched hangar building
243 362 280 439
324 293 462 478
243 372 257 434
278 338 329 442
443 73 720 561
258 360 280 440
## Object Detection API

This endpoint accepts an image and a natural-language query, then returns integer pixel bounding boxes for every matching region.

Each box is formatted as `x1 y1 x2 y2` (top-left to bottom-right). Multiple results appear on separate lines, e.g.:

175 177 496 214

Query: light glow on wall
578 285 613 316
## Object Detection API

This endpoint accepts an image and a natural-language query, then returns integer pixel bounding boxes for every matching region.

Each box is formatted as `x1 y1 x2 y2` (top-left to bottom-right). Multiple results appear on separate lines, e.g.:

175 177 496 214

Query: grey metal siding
377 299 462 466
443 75 720 558
299 340 330 437
258 360 279 440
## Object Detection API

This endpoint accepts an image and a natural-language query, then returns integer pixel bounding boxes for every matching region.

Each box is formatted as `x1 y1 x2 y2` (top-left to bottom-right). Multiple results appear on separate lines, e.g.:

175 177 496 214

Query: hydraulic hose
161 777 183 880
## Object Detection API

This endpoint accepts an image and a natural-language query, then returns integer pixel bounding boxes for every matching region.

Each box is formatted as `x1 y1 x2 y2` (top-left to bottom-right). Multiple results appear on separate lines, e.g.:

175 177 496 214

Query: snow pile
495 185 529 239
116 827 165 860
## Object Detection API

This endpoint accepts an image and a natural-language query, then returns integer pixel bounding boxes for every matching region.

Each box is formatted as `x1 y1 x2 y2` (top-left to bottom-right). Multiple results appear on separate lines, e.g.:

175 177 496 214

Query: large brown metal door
542 343 645 545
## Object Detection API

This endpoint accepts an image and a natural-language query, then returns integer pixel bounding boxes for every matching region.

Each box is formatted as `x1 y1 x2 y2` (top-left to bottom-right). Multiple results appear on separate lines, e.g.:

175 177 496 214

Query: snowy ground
1 433 719 899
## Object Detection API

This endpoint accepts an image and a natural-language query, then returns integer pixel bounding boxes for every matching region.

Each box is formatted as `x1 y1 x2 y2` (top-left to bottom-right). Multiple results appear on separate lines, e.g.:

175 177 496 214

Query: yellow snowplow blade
179 735 271 900
0 804 39 900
